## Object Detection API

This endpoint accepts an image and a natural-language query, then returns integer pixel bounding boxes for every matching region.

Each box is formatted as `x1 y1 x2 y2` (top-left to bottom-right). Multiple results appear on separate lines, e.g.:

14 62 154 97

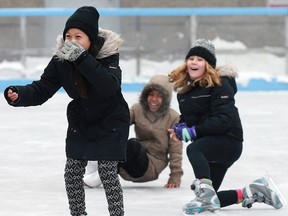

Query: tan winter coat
119 75 183 185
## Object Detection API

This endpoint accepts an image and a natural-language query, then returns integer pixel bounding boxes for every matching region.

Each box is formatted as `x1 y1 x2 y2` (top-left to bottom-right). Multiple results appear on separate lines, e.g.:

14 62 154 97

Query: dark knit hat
185 39 217 68
63 6 99 44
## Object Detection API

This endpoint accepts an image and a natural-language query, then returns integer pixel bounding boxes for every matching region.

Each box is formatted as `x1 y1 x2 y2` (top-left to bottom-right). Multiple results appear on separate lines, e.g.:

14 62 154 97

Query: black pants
119 138 149 178
64 158 124 216
186 135 243 207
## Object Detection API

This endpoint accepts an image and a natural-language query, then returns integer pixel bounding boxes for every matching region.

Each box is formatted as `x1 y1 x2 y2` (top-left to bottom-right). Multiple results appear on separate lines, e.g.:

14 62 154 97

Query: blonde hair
168 61 222 94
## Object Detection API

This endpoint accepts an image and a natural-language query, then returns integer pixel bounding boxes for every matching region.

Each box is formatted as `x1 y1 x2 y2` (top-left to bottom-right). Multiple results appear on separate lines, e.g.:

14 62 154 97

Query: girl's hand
56 40 86 62
164 183 180 188
7 89 19 102
168 128 180 142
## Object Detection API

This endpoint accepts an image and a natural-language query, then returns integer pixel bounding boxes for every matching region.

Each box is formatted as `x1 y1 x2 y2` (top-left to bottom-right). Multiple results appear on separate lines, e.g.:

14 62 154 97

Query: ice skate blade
182 210 220 215
182 207 220 215
182 208 202 215
265 173 287 208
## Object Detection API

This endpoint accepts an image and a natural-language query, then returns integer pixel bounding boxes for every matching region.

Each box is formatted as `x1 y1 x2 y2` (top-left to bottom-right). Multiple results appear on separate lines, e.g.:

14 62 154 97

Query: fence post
190 15 197 47
20 16 27 68
285 16 288 74
136 16 141 76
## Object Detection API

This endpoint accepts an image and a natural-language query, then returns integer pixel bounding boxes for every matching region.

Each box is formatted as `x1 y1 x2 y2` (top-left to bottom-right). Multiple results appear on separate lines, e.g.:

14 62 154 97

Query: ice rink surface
0 91 288 216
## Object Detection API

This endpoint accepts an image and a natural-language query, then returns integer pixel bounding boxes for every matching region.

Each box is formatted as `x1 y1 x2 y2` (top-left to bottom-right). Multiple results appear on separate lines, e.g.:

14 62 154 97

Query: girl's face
147 90 163 112
186 56 206 80
65 28 91 50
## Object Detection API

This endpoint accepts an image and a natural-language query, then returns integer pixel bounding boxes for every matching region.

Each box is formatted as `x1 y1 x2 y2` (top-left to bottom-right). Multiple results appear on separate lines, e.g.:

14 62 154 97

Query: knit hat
185 39 217 68
63 6 99 44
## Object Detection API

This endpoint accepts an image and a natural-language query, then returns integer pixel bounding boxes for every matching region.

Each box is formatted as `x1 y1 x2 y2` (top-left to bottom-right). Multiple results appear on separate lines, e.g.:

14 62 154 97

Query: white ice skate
182 179 220 215
85 161 98 175
242 176 286 209
83 171 102 188
83 161 102 188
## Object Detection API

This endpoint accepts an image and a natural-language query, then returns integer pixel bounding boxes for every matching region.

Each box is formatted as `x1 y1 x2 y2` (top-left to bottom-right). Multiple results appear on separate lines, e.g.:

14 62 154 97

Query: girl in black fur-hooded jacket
4 6 130 216
168 39 283 214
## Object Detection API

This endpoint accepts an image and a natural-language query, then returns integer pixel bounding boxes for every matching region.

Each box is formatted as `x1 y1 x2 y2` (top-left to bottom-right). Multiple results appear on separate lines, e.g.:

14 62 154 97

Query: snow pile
0 37 287 88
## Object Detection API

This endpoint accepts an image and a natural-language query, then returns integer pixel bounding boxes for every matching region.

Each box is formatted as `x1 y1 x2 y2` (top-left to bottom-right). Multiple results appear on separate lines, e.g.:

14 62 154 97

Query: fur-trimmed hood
217 64 238 78
54 28 123 60
140 75 172 117
217 64 239 93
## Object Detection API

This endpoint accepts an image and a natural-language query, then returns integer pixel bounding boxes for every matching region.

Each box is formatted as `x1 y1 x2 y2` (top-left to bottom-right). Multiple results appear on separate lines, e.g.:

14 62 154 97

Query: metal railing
1 7 288 74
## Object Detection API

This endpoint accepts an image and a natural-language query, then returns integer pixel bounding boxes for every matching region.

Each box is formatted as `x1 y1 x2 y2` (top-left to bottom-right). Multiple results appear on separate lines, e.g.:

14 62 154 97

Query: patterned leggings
64 158 124 216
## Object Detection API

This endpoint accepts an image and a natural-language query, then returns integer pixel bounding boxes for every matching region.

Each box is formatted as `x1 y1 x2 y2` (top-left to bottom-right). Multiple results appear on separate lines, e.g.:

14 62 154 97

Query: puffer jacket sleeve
4 57 61 107
76 53 121 98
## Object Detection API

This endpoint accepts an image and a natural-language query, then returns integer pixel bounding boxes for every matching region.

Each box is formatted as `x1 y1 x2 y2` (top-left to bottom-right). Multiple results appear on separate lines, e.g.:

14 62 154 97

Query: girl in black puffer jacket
4 6 129 216
168 39 283 214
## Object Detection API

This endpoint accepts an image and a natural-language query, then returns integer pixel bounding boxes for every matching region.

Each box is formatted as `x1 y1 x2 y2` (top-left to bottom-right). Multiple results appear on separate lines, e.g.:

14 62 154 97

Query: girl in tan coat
119 74 183 188
84 75 183 188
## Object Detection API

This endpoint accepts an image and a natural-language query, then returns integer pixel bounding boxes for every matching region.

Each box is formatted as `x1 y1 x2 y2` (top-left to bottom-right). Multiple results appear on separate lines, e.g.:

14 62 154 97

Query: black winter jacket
177 66 243 141
4 29 130 161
